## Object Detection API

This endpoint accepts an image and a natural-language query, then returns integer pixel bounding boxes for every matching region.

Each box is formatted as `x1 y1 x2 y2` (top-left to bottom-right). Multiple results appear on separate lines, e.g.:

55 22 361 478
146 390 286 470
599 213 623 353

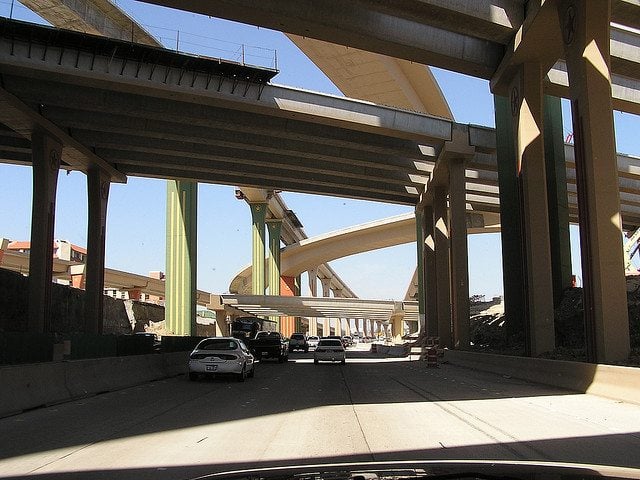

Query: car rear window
291 334 304 340
318 340 342 347
197 339 238 351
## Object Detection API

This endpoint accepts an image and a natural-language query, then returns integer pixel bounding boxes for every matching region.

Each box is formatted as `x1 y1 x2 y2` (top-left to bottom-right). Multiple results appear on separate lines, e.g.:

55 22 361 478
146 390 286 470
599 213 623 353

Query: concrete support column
495 95 526 338
266 220 282 296
415 207 426 334
250 202 267 295
334 319 342 337
433 186 452 348
84 168 110 334
0 238 8 264
166 180 197 336
320 276 331 336
422 205 438 338
559 0 629 362
308 268 318 336
214 310 228 336
544 95 573 306
510 63 556 355
391 314 404 344
449 158 470 349
28 130 62 333
266 219 282 330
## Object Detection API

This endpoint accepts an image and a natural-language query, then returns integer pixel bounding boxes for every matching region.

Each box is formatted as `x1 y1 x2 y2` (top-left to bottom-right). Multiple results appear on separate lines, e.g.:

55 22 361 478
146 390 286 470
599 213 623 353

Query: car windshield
197 339 238 351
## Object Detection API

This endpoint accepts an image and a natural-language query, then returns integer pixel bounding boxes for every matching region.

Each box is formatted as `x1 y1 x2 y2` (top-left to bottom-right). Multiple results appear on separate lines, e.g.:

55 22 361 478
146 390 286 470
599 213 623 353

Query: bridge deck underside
0 21 640 227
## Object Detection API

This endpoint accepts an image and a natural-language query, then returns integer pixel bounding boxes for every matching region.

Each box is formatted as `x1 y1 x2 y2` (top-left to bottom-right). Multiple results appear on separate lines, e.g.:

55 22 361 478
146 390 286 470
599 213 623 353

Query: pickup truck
246 331 289 363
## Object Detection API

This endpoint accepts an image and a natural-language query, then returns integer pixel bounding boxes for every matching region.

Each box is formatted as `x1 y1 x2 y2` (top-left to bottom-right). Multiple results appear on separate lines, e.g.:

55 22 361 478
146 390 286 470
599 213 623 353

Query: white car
307 335 320 349
314 338 346 364
189 337 255 382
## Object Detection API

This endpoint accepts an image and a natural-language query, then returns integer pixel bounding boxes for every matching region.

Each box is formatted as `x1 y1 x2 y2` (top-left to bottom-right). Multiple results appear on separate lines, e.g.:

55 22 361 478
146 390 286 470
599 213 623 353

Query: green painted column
544 95 572 307
85 168 110 334
266 218 282 330
494 94 526 341
28 130 62 333
250 202 267 296
415 207 426 334
166 180 198 336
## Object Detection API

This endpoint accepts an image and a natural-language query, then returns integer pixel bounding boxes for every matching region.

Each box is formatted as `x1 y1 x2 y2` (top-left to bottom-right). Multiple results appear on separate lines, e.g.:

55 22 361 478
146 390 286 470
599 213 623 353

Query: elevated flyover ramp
140 0 640 115
0 19 449 205
2 21 639 220
217 294 418 323
229 211 501 294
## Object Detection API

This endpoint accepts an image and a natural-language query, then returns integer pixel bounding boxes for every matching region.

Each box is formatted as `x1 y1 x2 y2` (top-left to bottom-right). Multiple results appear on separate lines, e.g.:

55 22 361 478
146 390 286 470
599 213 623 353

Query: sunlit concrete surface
1 346 640 480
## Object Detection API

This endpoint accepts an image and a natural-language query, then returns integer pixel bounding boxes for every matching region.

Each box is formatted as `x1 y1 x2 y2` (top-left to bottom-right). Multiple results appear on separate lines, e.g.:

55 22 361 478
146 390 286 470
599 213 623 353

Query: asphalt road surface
2 345 640 480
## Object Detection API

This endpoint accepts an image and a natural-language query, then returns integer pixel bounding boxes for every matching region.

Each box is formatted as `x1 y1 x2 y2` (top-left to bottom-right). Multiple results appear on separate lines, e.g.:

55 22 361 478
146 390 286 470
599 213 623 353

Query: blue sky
1 1 638 300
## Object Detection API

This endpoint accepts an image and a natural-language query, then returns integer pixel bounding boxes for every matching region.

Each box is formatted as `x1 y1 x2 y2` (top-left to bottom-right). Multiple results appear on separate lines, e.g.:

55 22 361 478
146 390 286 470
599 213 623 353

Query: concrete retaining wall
445 350 640 405
0 351 189 418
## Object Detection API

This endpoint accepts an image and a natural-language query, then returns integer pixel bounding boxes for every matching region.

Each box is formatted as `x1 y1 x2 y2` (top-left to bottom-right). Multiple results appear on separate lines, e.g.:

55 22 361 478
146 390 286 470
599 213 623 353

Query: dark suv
288 333 309 352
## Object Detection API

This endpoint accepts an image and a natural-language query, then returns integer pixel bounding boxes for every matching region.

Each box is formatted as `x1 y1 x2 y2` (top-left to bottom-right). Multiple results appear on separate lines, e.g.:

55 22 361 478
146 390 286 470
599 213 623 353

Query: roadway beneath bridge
1 346 640 479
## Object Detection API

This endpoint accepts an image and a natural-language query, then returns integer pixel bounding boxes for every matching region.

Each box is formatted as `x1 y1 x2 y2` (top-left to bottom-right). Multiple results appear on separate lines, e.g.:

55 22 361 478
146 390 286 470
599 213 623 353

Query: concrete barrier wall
445 350 640 405
0 352 189 418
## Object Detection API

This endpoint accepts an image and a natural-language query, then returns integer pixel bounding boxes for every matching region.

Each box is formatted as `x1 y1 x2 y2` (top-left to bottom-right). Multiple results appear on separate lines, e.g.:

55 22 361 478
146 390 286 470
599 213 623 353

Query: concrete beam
0 87 125 183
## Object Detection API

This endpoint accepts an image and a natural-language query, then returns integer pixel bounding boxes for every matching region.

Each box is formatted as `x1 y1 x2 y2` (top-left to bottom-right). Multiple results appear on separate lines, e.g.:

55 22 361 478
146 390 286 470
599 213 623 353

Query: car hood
190 460 640 480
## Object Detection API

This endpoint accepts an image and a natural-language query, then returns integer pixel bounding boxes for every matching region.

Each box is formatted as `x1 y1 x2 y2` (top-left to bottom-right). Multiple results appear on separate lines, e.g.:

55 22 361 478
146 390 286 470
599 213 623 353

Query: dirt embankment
469 278 640 365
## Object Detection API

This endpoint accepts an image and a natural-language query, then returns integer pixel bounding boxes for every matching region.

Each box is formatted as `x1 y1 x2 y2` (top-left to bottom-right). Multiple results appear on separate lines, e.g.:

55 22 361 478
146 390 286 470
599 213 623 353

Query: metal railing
0 0 278 70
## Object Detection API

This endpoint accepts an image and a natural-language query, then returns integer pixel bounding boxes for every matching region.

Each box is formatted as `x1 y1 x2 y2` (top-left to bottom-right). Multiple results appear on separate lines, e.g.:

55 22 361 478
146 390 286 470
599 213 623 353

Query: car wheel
341 359 346 365
278 355 284 363
189 372 198 381
248 365 255 378
237 366 247 382
314 359 319 364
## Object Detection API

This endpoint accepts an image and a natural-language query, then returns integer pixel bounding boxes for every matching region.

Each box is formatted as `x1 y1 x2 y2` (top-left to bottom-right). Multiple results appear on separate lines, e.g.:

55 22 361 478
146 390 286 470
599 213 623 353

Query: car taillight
215 354 238 360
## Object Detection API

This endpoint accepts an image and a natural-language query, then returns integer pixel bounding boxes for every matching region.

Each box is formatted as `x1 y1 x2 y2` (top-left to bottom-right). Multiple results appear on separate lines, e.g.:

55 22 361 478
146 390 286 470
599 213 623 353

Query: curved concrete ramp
229 211 500 294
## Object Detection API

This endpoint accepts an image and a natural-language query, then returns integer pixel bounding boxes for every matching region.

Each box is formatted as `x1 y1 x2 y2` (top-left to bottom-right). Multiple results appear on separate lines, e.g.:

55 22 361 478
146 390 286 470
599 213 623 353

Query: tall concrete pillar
559 0 629 362
166 180 197 336
0 238 9 265
415 208 426 333
28 130 62 333
308 268 318 336
509 62 555 355
250 202 267 295
544 95 573 306
214 310 228 336
433 186 452 348
84 168 110 334
449 158 470 349
333 288 343 337
295 274 303 332
422 205 438 337
391 313 404 344
320 276 331 336
495 95 526 339
266 219 282 330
